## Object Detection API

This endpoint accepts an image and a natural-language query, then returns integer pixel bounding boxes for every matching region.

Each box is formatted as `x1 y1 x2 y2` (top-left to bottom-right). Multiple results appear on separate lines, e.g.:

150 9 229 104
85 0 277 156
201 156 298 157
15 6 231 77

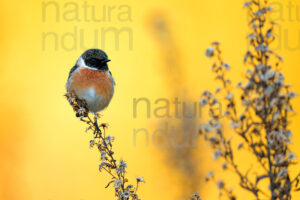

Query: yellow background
0 0 300 199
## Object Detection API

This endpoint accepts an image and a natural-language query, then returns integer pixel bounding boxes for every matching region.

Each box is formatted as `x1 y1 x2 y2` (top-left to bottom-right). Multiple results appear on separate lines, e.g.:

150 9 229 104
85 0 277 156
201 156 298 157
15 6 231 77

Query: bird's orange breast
67 68 114 103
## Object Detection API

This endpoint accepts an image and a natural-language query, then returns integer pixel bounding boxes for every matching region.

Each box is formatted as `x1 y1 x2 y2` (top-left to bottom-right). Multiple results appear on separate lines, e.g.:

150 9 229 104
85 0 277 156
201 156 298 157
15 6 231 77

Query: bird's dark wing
67 65 78 81
109 70 116 85
66 65 79 89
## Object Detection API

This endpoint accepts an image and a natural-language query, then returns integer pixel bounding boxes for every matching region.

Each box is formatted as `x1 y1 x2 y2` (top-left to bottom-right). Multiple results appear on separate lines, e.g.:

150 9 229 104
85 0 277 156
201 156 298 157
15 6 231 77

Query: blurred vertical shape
146 11 202 198
0 3 29 199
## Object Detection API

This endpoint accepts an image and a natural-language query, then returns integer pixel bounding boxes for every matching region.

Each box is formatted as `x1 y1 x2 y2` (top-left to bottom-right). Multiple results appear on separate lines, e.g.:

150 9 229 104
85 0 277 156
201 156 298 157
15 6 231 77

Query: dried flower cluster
193 1 300 200
191 192 202 200
65 92 145 200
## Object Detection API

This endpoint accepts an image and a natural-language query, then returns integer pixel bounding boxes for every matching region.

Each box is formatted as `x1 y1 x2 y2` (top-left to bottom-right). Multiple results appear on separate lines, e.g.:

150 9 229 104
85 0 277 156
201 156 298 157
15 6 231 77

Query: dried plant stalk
65 92 145 200
192 1 300 200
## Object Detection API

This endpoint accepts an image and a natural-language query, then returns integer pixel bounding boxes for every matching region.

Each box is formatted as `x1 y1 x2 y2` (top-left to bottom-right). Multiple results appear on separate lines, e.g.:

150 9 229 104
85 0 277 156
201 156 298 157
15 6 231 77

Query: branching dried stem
193 1 300 200
65 92 145 200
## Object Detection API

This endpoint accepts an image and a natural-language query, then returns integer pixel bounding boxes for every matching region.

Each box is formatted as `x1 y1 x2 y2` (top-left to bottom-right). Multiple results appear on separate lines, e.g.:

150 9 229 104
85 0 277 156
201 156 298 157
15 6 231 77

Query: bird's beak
104 59 111 63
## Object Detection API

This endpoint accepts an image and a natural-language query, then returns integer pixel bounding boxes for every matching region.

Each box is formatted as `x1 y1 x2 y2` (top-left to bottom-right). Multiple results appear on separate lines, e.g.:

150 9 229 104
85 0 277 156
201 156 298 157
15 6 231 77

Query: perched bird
66 49 115 113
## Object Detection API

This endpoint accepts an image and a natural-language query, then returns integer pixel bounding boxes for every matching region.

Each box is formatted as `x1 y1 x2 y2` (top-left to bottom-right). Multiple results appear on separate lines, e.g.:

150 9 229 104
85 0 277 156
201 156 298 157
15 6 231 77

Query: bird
66 49 115 114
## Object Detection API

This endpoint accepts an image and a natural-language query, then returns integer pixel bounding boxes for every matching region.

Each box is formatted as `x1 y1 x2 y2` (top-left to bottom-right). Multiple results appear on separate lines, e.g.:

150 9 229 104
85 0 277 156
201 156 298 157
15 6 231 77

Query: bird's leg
93 113 102 137
93 124 97 136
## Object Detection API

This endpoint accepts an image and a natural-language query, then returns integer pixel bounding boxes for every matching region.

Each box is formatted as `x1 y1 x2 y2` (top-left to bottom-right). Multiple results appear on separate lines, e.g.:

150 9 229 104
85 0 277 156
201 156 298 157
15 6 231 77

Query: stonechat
66 49 115 113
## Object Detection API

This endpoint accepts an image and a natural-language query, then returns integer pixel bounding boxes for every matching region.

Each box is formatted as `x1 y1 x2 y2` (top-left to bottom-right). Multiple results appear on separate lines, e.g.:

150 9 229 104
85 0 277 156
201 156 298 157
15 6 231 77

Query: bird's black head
81 49 111 70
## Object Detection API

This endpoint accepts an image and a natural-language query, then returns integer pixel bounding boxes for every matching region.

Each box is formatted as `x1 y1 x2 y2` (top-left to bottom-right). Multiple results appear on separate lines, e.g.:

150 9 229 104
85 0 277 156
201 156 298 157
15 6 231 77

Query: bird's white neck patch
77 56 98 70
